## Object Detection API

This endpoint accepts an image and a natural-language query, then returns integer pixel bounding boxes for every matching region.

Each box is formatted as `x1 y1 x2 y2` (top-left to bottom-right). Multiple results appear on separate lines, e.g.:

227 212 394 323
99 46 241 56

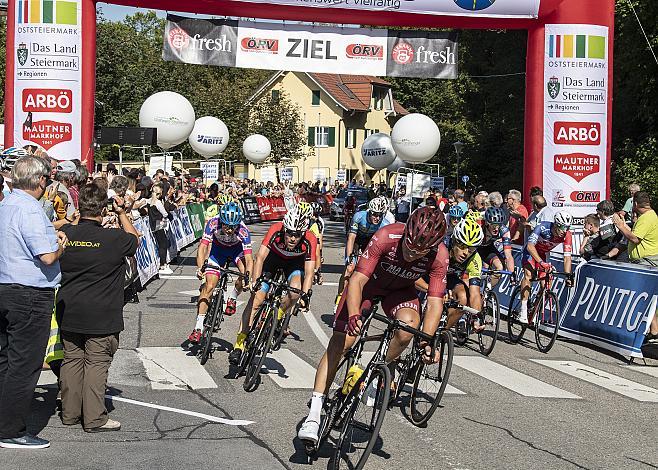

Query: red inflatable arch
4 0 615 217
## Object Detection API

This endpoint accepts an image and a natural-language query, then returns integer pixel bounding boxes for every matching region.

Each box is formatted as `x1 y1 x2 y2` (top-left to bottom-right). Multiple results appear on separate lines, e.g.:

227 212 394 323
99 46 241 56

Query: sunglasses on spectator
285 229 304 238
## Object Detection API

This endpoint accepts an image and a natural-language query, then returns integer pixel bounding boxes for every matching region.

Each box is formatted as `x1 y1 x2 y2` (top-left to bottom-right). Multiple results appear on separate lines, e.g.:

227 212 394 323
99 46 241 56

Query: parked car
329 188 369 221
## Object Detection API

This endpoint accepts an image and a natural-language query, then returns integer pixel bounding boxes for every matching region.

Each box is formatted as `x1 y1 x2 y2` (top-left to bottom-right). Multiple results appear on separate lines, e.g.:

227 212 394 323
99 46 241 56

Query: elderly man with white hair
506 189 528 244
0 155 68 449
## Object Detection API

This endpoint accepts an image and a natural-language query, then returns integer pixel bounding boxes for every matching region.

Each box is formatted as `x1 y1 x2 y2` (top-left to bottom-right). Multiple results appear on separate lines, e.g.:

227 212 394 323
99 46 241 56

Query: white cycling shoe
518 312 529 325
298 419 319 445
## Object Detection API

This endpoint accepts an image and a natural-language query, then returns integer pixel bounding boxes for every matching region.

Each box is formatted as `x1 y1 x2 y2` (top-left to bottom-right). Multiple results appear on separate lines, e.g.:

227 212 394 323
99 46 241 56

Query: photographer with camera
56 183 138 432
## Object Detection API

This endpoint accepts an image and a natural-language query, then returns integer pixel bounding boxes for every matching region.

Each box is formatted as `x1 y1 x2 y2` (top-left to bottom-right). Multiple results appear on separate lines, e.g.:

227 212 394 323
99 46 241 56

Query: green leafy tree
248 92 306 179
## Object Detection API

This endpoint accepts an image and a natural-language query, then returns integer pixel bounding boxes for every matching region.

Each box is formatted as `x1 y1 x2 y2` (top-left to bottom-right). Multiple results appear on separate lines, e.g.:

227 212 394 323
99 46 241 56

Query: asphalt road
6 220 658 470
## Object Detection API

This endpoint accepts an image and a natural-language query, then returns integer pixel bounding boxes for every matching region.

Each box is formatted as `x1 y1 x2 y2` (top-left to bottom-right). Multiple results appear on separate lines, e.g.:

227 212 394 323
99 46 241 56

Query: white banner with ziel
543 24 609 220
12 0 82 160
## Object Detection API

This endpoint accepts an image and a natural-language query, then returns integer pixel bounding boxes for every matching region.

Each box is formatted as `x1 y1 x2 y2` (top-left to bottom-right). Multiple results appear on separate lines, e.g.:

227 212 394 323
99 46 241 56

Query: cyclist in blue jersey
335 197 391 307
477 207 516 287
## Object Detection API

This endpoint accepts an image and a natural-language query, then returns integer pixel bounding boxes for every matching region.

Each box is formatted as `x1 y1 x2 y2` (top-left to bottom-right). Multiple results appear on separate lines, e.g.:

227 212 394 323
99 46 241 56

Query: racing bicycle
197 261 249 366
507 266 572 353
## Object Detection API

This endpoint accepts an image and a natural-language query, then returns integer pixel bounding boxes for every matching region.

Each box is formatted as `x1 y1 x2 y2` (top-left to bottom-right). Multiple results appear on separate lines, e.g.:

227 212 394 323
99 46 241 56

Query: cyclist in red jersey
298 207 448 446
229 207 316 364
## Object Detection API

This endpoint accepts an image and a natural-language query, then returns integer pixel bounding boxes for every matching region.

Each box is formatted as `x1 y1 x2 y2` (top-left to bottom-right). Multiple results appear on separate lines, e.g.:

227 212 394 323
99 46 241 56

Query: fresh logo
241 37 279 53
23 119 72 150
454 0 496 11
554 153 600 182
167 27 190 50
346 44 383 60
17 42 28 66
547 76 560 99
17 0 78 26
391 40 414 65
548 34 606 60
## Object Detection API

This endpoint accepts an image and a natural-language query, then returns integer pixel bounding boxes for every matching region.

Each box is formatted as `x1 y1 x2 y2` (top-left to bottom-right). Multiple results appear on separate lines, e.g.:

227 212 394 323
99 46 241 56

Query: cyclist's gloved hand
565 273 574 288
539 261 553 272
346 315 363 336
196 268 204 280
420 340 440 364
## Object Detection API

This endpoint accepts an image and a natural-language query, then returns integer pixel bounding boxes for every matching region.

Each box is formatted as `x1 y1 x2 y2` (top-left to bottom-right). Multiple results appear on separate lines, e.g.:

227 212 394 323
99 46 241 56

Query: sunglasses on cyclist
403 238 430 257
370 212 383 218
222 223 239 231
488 223 502 229
285 229 304 238
455 242 477 253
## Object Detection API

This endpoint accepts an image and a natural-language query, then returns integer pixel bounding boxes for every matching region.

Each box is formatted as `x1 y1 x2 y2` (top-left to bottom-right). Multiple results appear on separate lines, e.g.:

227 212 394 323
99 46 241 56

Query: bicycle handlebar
255 274 310 297
444 299 480 315
200 262 249 282
481 268 515 276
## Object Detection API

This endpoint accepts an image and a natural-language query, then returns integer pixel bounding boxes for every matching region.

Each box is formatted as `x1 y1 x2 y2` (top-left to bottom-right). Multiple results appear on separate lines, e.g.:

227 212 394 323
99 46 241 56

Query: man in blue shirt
0 155 68 449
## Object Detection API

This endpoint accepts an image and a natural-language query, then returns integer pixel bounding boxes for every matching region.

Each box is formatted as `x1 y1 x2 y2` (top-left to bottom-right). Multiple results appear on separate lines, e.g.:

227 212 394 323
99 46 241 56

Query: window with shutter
312 90 321 106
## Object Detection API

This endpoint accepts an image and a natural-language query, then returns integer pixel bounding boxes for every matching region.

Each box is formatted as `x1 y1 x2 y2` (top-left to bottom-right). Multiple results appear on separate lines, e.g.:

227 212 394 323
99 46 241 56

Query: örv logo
22 89 72 113
571 191 601 203
346 44 383 60
554 122 601 146
241 37 278 53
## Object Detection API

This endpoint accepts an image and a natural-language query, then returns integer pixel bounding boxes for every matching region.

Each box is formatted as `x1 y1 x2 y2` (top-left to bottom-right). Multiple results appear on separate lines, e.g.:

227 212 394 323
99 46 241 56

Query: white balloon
386 156 406 173
361 133 396 170
139 91 195 149
243 134 271 164
188 116 229 158
391 113 441 163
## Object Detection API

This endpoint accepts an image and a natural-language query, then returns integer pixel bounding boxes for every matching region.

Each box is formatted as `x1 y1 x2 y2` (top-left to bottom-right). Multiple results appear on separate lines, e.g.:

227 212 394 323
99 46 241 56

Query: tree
247 92 306 177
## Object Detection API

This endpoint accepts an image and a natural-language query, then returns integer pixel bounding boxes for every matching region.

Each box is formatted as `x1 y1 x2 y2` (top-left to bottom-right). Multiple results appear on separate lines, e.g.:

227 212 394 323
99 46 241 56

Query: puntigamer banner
228 0 541 19
163 16 458 79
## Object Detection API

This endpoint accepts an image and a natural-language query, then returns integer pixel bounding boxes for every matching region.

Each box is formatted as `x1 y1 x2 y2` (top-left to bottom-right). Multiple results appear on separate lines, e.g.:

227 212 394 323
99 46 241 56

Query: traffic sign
462 175 470 184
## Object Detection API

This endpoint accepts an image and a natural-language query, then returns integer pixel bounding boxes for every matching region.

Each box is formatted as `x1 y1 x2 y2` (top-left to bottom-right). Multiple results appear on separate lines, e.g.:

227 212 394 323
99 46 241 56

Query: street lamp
453 141 464 189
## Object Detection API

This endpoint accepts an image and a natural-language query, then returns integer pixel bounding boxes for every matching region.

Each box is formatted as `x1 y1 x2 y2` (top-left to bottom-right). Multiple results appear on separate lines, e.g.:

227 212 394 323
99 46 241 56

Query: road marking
318 282 339 286
264 349 317 389
38 369 57 386
304 310 330 348
160 275 199 280
136 347 217 390
105 395 254 426
623 365 658 379
532 360 658 402
179 289 201 296
454 356 580 399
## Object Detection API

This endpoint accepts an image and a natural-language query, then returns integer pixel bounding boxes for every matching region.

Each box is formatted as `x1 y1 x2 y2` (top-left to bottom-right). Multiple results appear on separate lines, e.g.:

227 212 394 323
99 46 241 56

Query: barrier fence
131 198 657 359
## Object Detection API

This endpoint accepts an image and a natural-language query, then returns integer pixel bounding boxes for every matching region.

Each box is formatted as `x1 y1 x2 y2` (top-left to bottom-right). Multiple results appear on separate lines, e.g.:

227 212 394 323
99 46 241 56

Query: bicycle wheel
389 354 412 408
330 364 391 470
478 291 500 356
236 303 268 378
243 306 277 392
535 290 560 353
408 330 454 427
318 356 354 447
272 306 294 351
199 292 222 366
506 286 527 343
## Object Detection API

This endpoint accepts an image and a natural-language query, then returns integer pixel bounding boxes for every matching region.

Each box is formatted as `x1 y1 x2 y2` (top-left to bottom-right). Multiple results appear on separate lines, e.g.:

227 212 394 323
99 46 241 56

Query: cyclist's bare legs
337 262 355 298
198 274 219 316
488 257 504 288
519 265 534 323
446 283 469 329
386 307 419 363
314 331 357 396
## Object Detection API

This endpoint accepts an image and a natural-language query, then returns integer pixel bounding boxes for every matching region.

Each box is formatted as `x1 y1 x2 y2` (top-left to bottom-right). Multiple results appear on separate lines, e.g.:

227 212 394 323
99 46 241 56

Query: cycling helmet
216 193 234 205
465 210 482 223
283 207 310 232
205 204 219 219
554 211 573 228
484 207 508 225
0 146 28 172
404 206 447 252
311 201 322 216
219 201 243 226
368 196 388 214
449 205 465 219
296 201 313 219
453 218 484 247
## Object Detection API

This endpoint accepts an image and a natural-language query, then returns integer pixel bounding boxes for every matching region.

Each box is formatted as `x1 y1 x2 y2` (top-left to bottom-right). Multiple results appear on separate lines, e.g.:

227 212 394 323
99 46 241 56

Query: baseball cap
56 160 78 174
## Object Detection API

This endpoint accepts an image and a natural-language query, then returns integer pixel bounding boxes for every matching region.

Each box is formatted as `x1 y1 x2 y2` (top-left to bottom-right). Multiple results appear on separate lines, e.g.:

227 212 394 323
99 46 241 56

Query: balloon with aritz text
361 133 397 170
188 116 229 158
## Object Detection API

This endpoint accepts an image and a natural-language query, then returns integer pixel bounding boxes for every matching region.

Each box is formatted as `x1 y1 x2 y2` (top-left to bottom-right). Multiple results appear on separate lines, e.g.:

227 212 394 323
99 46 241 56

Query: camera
107 197 115 211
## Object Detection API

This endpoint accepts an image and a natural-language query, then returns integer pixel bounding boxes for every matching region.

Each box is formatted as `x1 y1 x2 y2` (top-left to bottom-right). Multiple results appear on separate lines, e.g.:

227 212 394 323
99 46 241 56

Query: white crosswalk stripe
532 360 658 402
622 365 658 379
263 349 317 388
454 356 581 399
136 347 217 390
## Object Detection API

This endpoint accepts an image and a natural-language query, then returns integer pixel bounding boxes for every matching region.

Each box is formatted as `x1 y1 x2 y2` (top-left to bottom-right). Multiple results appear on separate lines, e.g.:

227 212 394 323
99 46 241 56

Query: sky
96 3 165 21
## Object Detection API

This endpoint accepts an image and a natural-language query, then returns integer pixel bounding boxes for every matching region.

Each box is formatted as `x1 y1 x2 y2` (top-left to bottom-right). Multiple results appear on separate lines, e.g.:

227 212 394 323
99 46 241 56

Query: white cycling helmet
0 147 28 172
283 207 310 232
554 211 573 228
368 196 388 214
